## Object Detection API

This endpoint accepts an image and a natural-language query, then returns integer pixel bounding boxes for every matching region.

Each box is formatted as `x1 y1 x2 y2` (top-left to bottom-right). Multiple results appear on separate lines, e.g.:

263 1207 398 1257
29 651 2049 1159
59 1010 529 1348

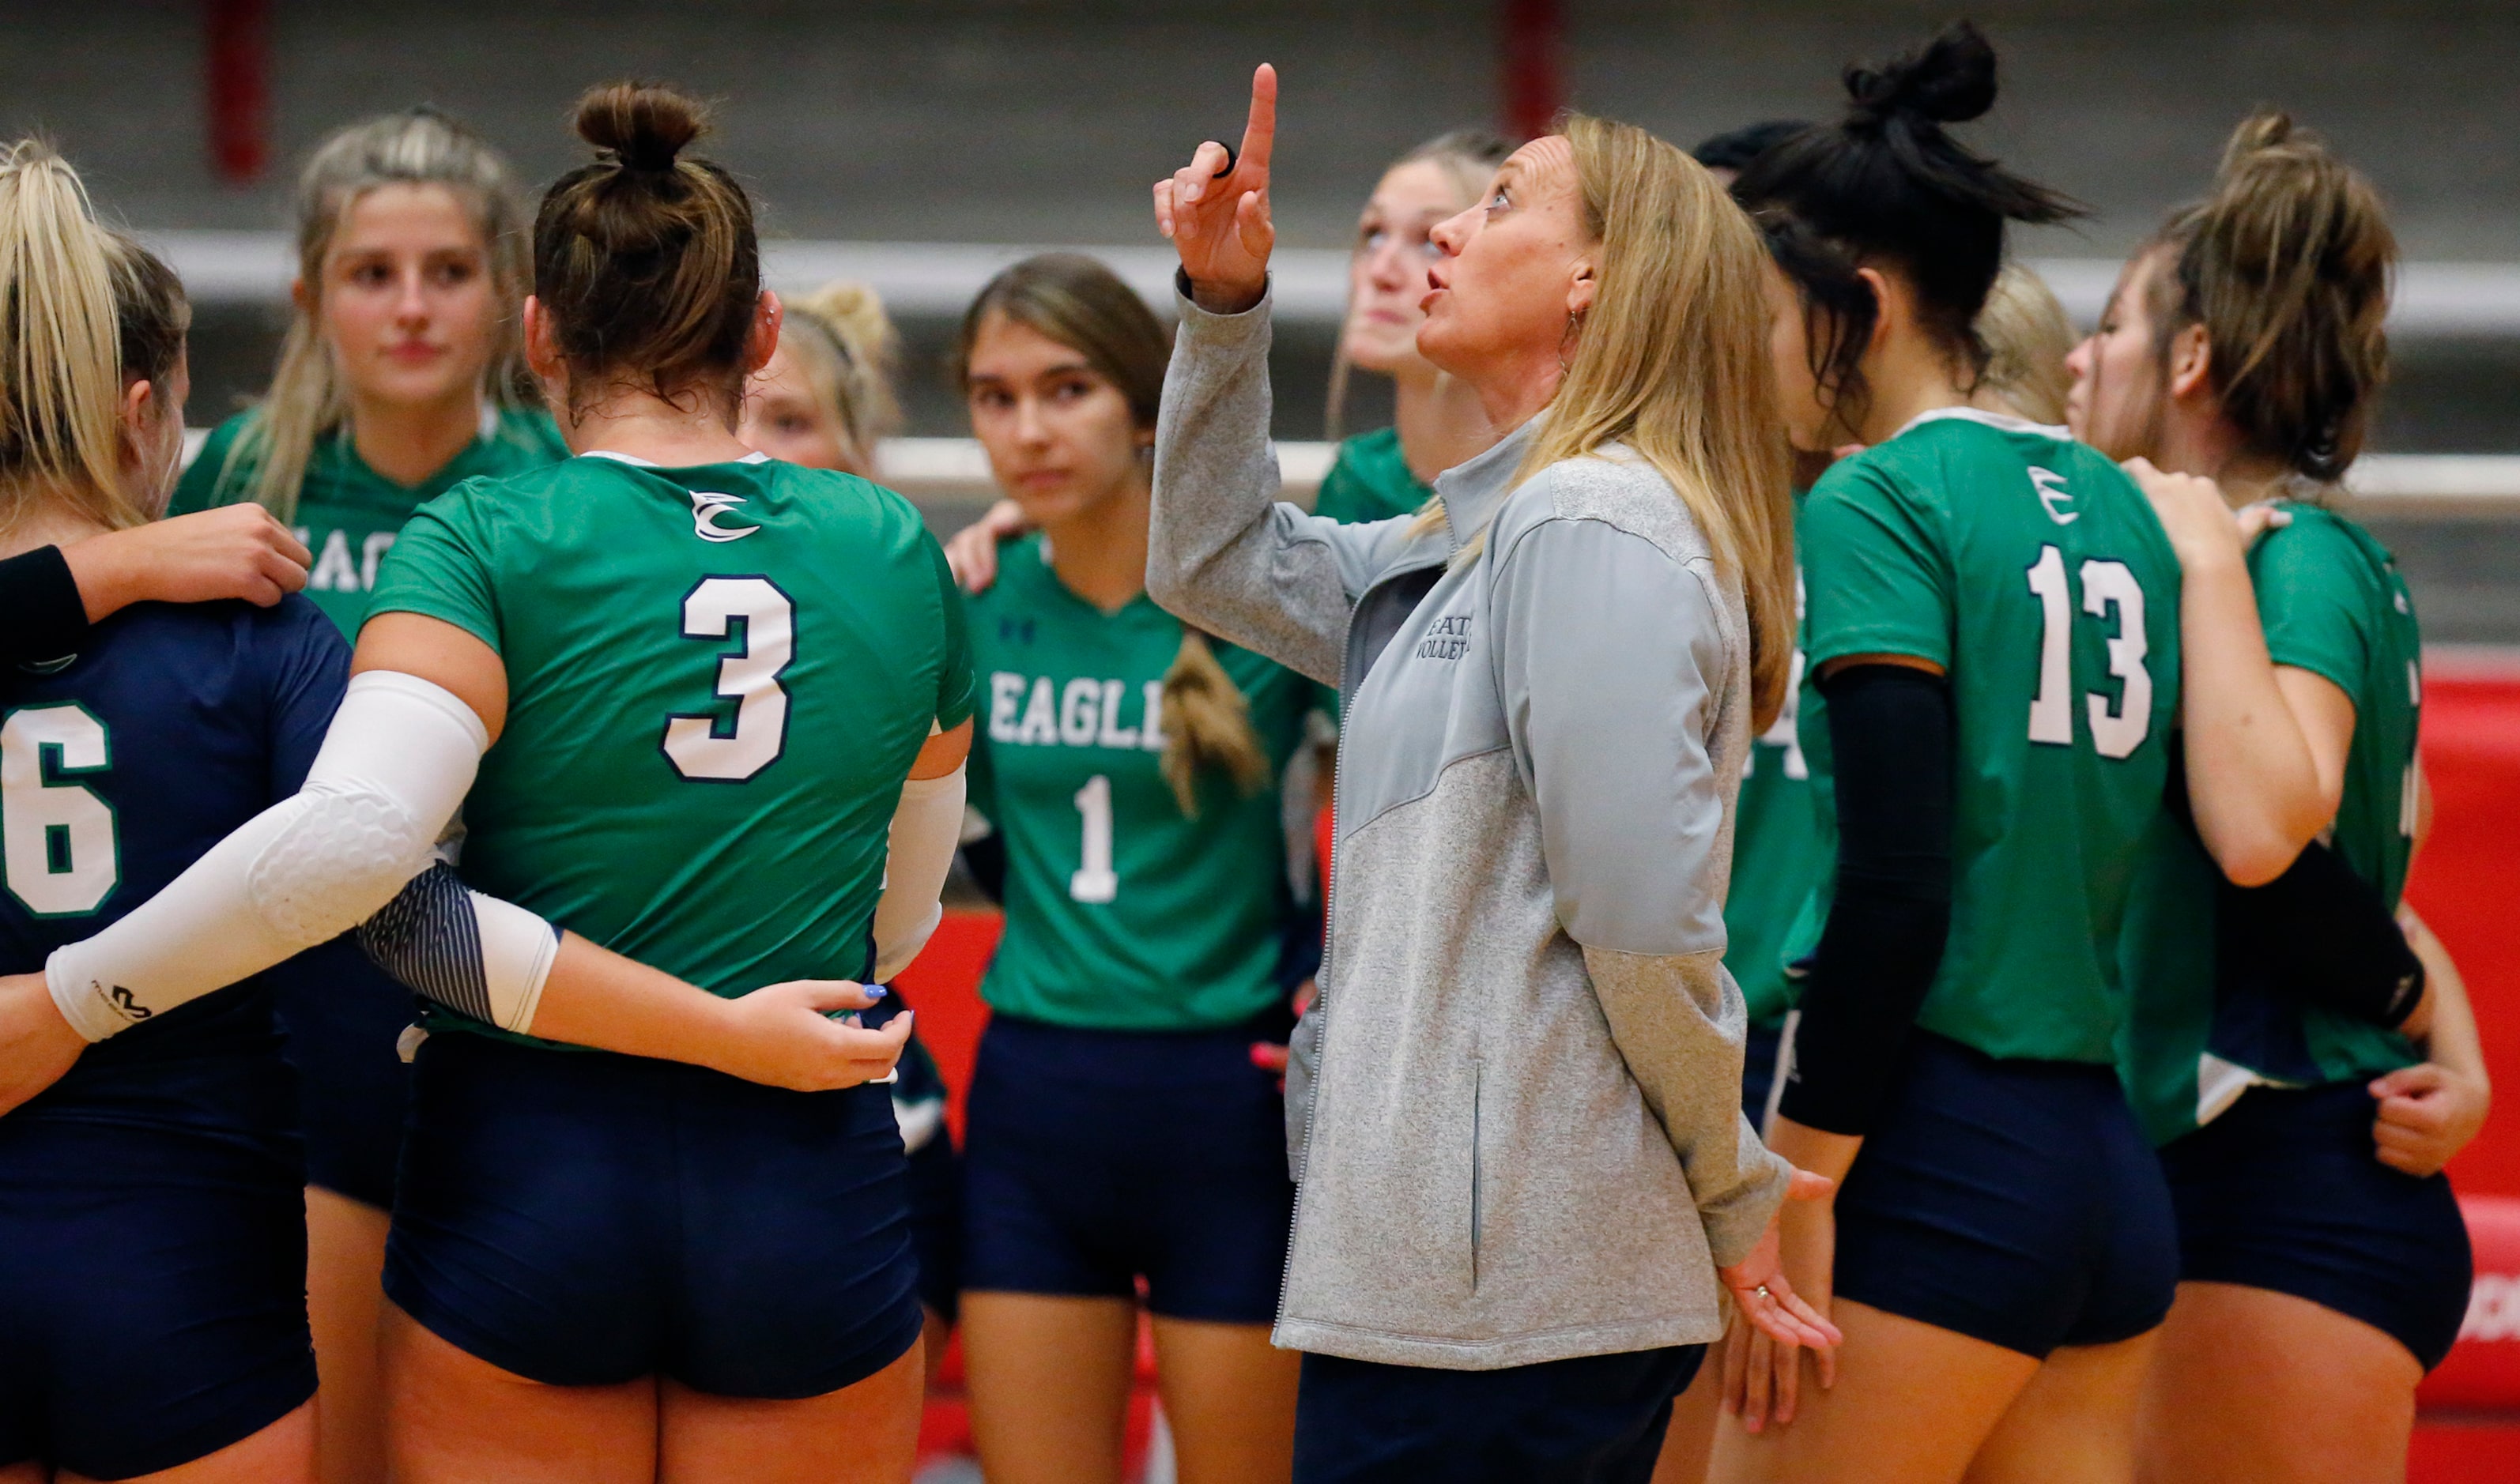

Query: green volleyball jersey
1313 427 1429 525
1726 559 1824 1028
368 451 975 1045
2118 503 2423 1144
966 535 1316 1031
1797 409 2182 1065
171 407 568 636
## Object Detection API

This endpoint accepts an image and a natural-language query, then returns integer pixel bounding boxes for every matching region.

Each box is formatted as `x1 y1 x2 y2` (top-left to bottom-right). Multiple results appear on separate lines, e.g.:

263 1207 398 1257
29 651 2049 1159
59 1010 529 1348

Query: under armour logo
691 490 758 543
2030 466 2077 525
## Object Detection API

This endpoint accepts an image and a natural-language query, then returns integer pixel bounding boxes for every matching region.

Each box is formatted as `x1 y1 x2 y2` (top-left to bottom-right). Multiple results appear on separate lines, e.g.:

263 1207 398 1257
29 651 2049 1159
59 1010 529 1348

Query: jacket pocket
1284 1004 1325 1184
1469 1059 1484 1291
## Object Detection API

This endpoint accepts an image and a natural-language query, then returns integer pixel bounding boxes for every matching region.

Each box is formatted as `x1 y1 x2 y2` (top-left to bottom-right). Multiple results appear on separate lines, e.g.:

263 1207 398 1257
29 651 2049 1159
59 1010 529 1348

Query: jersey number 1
2026 545 2152 759
663 577 795 782
1 705 119 917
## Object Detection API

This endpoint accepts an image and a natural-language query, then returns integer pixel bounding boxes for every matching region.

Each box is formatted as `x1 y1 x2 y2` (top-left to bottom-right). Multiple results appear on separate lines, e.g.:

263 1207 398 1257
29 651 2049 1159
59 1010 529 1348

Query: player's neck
1039 473 1152 614
0 490 109 560
1392 366 1497 484
556 387 755 468
2156 412 2291 507
1850 338 1994 446
348 387 481 488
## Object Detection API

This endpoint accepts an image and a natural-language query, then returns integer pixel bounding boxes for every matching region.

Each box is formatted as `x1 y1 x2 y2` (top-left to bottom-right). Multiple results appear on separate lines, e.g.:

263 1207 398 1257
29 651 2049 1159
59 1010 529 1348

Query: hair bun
1845 21 1998 128
574 81 707 172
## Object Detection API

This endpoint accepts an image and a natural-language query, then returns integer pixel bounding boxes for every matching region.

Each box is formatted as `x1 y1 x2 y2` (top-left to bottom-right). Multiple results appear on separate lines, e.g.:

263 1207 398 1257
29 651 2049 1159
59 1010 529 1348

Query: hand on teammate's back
942 499 1032 594
2370 1061 2490 1177
0 971 85 1117
710 978 915 1092
1153 62 1277 313
63 504 312 619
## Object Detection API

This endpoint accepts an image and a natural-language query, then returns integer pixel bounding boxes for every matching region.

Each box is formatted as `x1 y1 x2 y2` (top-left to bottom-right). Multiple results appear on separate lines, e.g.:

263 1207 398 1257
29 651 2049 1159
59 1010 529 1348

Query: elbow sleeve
360 863 559 1034
2220 838 2424 1029
47 671 488 1041
870 763 965 982
1777 665 1956 1136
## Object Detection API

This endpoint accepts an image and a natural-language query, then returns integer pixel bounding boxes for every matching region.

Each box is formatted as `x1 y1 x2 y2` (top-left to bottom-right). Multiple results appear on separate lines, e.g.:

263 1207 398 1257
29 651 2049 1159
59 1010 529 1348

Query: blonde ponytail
0 140 145 537
1159 631 1271 818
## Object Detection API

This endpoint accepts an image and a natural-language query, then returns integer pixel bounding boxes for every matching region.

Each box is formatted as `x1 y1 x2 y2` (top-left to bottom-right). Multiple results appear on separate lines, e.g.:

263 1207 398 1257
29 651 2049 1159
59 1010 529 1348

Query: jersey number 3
663 577 795 782
2 704 119 917
2026 544 2152 759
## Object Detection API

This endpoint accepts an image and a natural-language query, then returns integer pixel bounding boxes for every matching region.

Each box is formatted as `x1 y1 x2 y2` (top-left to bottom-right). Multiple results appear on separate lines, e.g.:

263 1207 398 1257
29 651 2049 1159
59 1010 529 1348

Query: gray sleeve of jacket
1147 281 1420 687
1490 510 1794 1269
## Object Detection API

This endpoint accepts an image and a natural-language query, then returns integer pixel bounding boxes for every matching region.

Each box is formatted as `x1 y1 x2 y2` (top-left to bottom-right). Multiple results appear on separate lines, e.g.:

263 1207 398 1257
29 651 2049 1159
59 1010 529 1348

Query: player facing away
11 83 960 1484
1711 23 2191 1482
164 105 565 1484
945 254 1322 1484
2073 112 2486 1482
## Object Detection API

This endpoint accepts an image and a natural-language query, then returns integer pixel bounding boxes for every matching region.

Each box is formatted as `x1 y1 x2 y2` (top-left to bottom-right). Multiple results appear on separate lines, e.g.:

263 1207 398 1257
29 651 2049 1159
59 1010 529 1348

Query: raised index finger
1239 62 1277 176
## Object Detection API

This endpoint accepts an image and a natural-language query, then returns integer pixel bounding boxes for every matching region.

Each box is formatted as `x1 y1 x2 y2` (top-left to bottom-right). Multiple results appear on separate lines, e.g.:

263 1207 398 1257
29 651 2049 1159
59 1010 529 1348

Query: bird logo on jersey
2029 466 2077 525
690 489 758 543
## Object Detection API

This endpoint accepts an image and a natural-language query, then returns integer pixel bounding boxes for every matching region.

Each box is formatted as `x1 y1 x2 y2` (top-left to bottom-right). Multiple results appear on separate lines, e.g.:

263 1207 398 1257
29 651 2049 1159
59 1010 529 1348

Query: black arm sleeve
0 544 92 664
957 834 1007 906
2220 838 2424 1028
1776 664 1956 1136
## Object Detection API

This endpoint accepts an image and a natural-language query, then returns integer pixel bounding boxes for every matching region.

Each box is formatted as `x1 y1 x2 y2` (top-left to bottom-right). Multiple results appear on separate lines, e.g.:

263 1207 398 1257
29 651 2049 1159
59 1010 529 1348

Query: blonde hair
1978 262 2077 425
954 254 1271 815
231 107 532 522
1435 116 1796 727
778 280 904 472
0 141 157 537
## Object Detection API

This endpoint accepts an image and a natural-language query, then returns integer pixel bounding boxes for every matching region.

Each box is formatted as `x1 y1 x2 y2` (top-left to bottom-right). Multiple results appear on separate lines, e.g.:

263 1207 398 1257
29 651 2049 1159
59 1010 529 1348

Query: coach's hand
66 503 312 617
0 971 85 1117
1155 62 1277 314
714 980 914 1092
1722 1168 1842 1433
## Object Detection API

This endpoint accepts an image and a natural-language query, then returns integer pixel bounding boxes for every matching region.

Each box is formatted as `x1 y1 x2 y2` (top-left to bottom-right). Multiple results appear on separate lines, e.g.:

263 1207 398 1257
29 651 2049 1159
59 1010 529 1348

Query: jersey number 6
2025 545 2152 759
1 703 119 917
663 576 795 782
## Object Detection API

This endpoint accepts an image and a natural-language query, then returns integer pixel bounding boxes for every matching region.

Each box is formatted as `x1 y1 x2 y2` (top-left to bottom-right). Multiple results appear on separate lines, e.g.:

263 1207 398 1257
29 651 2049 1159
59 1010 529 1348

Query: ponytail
2149 111 2394 482
0 140 145 536
1159 631 1271 819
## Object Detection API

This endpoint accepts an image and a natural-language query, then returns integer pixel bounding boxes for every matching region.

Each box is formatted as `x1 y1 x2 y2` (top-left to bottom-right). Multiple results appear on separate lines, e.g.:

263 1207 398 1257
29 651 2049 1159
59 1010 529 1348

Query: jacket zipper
1275 551 1451 1328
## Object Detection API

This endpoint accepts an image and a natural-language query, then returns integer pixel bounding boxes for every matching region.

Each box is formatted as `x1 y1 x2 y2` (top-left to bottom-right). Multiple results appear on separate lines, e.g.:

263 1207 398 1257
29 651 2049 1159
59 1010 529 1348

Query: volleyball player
0 503 308 665
164 106 562 1484
2069 113 2485 1482
0 142 329 1484
1711 24 2190 1479
945 253 1318 1484
737 279 964 1385
21 83 956 1482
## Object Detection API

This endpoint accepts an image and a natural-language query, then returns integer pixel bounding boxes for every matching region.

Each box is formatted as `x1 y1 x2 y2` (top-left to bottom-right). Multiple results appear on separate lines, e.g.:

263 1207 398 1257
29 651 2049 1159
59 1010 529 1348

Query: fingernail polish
866 985 888 999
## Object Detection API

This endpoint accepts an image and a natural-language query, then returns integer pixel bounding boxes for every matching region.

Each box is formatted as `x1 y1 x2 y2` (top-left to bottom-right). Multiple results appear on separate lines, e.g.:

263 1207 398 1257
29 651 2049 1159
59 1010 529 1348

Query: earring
1559 311 1583 375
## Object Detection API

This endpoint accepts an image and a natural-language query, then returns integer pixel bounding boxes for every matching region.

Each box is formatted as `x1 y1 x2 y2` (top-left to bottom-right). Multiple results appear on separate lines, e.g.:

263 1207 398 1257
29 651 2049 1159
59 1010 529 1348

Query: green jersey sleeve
1801 460 1953 670
364 484 504 653
2252 512 2372 696
928 537 978 731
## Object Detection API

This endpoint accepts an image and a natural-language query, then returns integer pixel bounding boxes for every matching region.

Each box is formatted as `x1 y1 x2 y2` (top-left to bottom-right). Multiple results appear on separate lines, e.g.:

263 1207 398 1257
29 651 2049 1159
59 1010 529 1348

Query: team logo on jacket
691 490 758 543
1415 614 1472 661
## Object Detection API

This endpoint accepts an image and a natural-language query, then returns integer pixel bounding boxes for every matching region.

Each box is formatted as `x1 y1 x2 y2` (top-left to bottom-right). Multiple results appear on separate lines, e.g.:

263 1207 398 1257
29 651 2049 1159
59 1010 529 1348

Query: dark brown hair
2148 111 2394 482
107 230 188 394
534 82 759 418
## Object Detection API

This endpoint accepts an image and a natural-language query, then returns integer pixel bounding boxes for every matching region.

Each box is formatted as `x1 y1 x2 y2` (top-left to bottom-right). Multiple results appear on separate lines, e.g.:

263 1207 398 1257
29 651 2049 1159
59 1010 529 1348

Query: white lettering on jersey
1140 681 1167 751
988 672 1028 742
309 529 360 591
1059 679 1102 745
1017 677 1058 745
1096 680 1135 749
690 489 758 543
360 531 398 591
2030 466 2077 525
986 672 1172 751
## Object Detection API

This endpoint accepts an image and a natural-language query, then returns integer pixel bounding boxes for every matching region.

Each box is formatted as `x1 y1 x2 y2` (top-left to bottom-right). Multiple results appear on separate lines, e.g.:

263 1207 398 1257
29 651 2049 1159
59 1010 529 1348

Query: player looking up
1713 23 2185 1481
945 253 1321 1484
164 107 564 1484
2070 111 2486 1483
9 82 963 1483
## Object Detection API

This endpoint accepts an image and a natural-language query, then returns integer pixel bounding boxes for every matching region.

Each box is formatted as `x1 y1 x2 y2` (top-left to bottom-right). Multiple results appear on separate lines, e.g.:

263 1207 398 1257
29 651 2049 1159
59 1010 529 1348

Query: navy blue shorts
1832 1030 2178 1358
2164 1079 2473 1369
1741 1018 1785 1128
0 1119 315 1479
961 1012 1294 1324
1293 1345 1703 1483
386 1031 922 1397
905 1117 964 1324
277 936 417 1208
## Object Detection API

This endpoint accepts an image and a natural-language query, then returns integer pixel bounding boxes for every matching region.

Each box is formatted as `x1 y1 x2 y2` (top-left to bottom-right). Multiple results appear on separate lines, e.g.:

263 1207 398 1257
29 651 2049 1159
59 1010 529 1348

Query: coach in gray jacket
1147 70 1838 1482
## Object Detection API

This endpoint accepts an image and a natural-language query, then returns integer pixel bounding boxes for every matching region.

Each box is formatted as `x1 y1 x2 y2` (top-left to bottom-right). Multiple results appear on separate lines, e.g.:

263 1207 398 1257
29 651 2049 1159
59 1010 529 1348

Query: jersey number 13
2025 544 2153 759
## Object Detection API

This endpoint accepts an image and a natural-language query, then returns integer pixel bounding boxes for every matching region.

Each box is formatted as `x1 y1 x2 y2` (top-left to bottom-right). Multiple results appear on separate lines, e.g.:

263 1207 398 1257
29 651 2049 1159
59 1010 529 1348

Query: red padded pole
206 0 270 185
1500 0 1566 143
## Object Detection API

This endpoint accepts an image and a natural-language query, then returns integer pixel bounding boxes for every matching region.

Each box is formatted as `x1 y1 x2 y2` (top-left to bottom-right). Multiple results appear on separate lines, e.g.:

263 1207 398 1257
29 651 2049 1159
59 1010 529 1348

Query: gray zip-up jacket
1148 286 1793 1370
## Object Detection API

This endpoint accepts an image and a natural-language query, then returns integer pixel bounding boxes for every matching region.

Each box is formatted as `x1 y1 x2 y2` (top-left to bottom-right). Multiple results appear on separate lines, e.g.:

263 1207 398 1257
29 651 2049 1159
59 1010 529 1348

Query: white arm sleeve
47 670 490 1041
869 763 966 982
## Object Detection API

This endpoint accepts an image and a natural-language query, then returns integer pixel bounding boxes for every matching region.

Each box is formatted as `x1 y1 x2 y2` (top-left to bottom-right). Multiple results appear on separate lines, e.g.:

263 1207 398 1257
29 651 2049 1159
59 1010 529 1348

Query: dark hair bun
1846 21 1998 128
574 81 707 172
